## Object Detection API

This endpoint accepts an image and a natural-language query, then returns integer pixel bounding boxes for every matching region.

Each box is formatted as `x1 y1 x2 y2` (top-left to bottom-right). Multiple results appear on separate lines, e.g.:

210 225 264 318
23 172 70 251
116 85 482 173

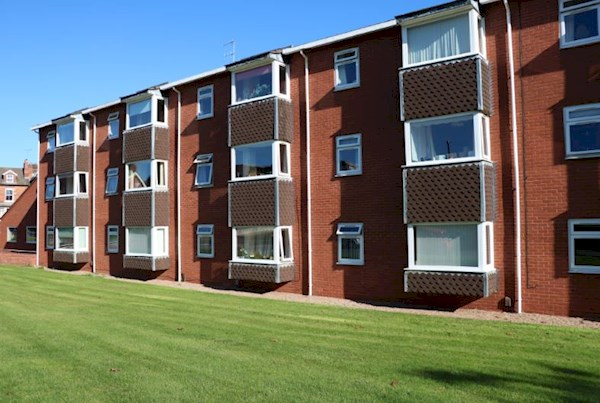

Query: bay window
125 160 167 191
126 95 167 130
407 222 494 272
232 226 292 264
56 117 88 147
56 172 88 197
405 113 489 165
125 227 168 257
560 0 600 48
232 61 289 104
231 141 290 180
56 227 88 252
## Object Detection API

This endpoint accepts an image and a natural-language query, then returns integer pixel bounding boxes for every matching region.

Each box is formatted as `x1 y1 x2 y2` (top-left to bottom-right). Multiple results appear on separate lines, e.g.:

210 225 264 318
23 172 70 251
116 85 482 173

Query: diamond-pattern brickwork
277 98 294 144
229 262 294 283
401 55 493 121
404 270 498 297
54 198 74 227
76 145 90 172
123 256 153 271
278 179 295 226
229 180 276 226
154 126 169 160
54 145 75 174
52 251 89 264
75 198 89 226
155 191 170 227
404 162 496 223
124 191 153 226
484 164 496 222
229 96 293 146
123 126 153 163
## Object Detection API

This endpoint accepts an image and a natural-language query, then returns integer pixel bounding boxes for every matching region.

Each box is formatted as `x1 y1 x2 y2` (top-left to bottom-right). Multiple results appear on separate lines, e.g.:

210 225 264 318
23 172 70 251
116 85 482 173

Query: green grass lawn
0 266 599 402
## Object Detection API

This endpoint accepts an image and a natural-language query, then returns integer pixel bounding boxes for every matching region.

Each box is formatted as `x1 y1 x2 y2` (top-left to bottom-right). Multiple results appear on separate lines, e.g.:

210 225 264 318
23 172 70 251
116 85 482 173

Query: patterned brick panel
123 191 153 227
484 164 496 222
481 61 494 116
54 145 74 174
404 270 498 297
154 126 170 160
154 191 170 227
278 179 295 226
229 179 276 226
54 197 74 227
123 256 153 270
76 145 90 172
123 126 152 163
229 262 294 283
278 98 294 144
154 257 170 271
404 162 496 223
75 197 89 226
401 56 488 121
52 251 89 264
229 97 276 146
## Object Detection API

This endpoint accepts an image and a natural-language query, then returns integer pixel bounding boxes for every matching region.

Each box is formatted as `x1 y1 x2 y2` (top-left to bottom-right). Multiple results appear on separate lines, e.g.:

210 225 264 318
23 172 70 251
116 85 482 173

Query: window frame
563 103 600 158
46 226 55 250
26 227 36 244
568 219 600 274
107 225 119 254
6 227 17 243
231 226 293 264
125 160 168 192
336 223 364 266
125 95 168 130
5 188 14 202
230 141 290 182
5 173 14 183
45 177 55 201
559 0 600 48
196 224 215 258
55 226 88 252
194 154 213 187
55 117 88 148
197 85 214 120
105 167 119 195
107 112 120 140
334 48 360 91
231 60 290 105
404 112 490 167
407 222 494 273
47 130 56 153
125 226 169 257
335 134 362 176
55 172 88 198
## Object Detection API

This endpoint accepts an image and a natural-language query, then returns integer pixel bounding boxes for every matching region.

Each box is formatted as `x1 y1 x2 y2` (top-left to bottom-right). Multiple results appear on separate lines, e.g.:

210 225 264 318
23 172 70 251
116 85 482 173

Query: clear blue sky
0 0 442 168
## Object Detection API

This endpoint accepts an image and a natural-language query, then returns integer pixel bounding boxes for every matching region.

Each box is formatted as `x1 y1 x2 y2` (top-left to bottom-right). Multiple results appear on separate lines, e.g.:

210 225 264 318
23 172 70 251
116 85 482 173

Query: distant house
0 160 37 219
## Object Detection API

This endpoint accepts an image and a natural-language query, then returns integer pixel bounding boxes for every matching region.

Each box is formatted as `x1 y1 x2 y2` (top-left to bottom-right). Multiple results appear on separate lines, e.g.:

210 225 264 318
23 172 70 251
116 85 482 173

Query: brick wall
0 178 37 251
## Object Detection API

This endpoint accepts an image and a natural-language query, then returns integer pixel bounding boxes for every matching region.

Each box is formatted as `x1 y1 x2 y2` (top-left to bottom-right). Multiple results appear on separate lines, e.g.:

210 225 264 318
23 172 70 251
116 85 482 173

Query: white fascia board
160 67 228 90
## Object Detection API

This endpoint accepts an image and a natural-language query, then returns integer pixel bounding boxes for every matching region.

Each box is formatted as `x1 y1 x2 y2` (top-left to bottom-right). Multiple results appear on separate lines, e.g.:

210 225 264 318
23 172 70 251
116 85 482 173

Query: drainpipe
502 0 523 313
89 112 97 274
172 87 182 282
34 130 40 268
300 51 313 297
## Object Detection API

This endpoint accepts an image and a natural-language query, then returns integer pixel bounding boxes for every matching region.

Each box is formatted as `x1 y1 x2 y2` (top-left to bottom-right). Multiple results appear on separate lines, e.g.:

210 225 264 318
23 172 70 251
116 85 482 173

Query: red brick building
30 0 600 318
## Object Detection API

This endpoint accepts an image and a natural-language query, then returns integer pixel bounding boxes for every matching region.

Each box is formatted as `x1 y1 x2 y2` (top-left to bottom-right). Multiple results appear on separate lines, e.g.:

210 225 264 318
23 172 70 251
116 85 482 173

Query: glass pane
415 225 478 267
408 13 470 64
58 122 75 144
198 235 213 255
26 228 36 243
199 97 212 116
59 176 74 195
127 161 152 189
236 228 274 260
569 106 600 119
45 184 55 199
48 134 56 151
337 61 357 86
570 122 600 152
156 162 166 186
155 228 166 255
235 65 272 102
47 228 54 248
108 234 118 251
109 119 120 138
128 228 152 254
486 225 491 266
279 65 287 95
574 224 600 232
79 121 87 141
106 176 118 194
574 238 600 266
281 228 291 259
157 99 165 122
58 228 74 249
77 228 87 250
79 174 87 194
411 116 475 162
279 144 289 174
129 99 151 127
195 164 212 185
565 8 599 42
341 237 361 260
235 144 273 178
8 228 17 242
338 148 359 172
338 136 359 146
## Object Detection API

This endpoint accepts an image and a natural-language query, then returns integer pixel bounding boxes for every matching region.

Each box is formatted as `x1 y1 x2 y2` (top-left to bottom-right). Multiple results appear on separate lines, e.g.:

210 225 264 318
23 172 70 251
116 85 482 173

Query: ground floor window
107 226 119 253
196 224 214 258
232 226 292 264
56 227 88 252
569 219 600 274
46 226 54 250
26 227 36 244
336 223 364 265
125 227 168 257
6 227 17 243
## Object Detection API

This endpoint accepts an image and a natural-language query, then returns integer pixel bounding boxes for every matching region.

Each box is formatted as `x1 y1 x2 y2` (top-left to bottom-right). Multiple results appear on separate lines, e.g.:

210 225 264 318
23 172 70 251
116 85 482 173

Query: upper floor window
564 103 600 158
197 85 214 119
5 173 15 183
233 226 292 264
56 118 87 147
45 178 55 201
106 168 119 195
336 134 362 176
56 172 88 198
126 96 167 130
403 10 484 66
404 113 490 166
107 112 120 139
125 160 167 191
560 0 600 48
231 141 290 180
334 48 360 90
568 219 600 274
26 227 37 244
194 154 213 187
47 131 56 153
232 61 288 104
5 188 14 202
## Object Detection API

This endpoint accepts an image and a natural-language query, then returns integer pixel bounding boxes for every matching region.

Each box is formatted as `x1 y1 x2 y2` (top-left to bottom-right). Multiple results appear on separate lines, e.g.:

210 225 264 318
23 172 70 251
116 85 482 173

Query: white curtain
408 13 470 64
411 124 436 162
237 228 273 260
416 225 478 267
128 228 152 255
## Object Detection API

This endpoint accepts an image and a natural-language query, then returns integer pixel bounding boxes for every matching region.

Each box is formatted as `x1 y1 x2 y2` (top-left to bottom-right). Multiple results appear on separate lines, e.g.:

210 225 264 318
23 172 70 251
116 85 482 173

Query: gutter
89 113 97 274
172 87 182 283
300 51 313 297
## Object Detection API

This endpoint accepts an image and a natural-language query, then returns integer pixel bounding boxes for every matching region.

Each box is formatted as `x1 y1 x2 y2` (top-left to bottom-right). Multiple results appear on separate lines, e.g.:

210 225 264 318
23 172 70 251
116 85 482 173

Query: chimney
23 159 34 179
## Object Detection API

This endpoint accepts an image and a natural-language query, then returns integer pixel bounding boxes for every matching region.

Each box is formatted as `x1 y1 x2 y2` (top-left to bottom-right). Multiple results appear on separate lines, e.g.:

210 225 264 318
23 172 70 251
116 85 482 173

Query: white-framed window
232 226 292 264
568 219 600 273
231 141 290 180
5 188 14 202
564 103 600 158
56 172 88 197
47 130 56 153
56 118 88 147
125 227 168 257
405 113 490 166
46 226 54 250
407 222 494 272
107 225 119 254
45 177 55 201
402 9 485 67
6 227 17 243
336 134 362 176
334 48 360 90
232 61 289 104
336 223 364 265
125 95 167 130
55 227 88 252
196 224 214 258
194 154 213 187
5 173 14 183
560 0 600 48
26 227 36 244
125 160 167 191
106 168 119 195
197 85 214 119
108 112 120 139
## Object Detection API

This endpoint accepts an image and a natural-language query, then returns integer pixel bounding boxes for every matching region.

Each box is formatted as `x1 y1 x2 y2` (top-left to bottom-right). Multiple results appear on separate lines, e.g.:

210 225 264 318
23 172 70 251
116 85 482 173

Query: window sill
405 266 493 274
566 152 600 160
402 157 489 169
124 187 168 193
124 122 168 133
334 82 360 92
195 184 214 189
337 260 364 266
229 94 290 108
55 249 88 253
125 253 169 258
230 258 277 265
229 174 289 183
107 250 119 254
108 135 120 141
105 192 119 197
569 267 600 274
197 254 215 259
401 52 483 70
196 113 214 121
335 171 362 178
560 36 600 49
